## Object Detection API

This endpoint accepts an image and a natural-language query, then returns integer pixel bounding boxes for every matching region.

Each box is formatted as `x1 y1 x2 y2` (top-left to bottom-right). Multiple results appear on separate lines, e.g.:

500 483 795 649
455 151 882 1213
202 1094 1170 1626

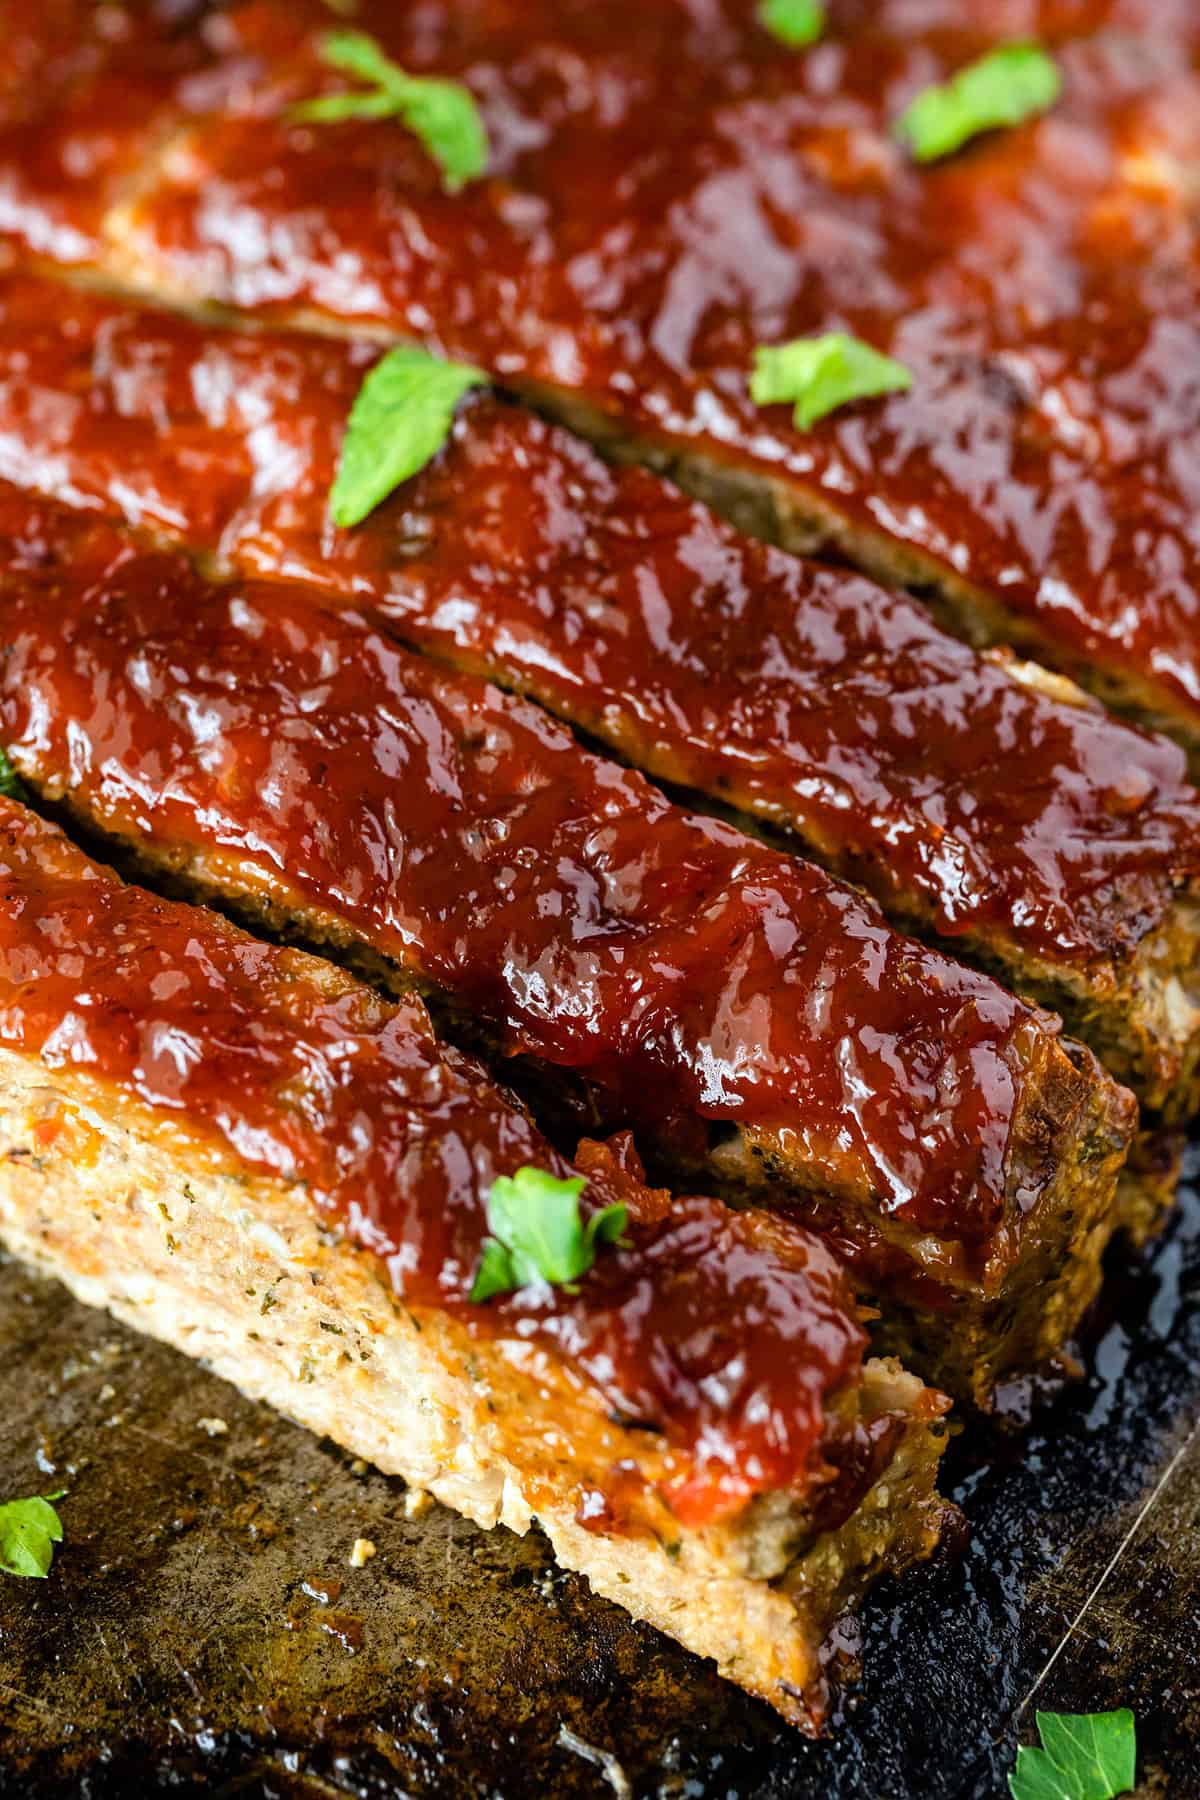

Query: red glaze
0 488 1088 1281
0 793 890 1527
0 0 219 262
0 276 1195 976
3 3 1200 731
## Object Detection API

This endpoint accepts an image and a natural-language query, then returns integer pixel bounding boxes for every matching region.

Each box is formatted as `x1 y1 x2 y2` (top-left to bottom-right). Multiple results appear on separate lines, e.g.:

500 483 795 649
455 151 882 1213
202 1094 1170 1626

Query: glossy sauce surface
3 2 1200 727
0 793 887 1525
0 490 1082 1270
0 275 1194 975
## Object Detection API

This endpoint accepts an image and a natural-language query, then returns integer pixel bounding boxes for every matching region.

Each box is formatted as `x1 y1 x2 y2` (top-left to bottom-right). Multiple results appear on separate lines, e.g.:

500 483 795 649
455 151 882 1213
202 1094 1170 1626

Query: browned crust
918 887 1200 1123
710 1033 1133 1408
1116 1127 1186 1248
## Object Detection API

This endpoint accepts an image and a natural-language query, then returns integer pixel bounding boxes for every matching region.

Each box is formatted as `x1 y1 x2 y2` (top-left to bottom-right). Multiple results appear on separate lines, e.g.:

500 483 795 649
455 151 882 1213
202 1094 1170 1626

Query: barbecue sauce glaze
0 276 1193 983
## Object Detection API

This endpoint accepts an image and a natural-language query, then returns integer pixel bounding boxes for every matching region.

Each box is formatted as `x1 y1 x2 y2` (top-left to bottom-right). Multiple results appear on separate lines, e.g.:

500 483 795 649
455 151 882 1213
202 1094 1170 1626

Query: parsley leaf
758 0 825 49
0 1492 66 1579
293 30 489 193
469 1237 519 1304
1010 1709 1136 1800
895 42 1061 163
750 331 912 429
469 1168 628 1302
330 346 488 528
0 745 27 802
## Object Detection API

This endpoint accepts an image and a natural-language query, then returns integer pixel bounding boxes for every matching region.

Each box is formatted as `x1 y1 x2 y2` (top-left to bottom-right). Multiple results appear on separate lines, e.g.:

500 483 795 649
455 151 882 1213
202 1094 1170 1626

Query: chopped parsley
895 42 1061 163
758 0 825 49
469 1168 628 1302
1010 1709 1136 1800
330 345 488 528
293 29 489 193
0 745 26 802
750 331 911 429
0 1492 65 1579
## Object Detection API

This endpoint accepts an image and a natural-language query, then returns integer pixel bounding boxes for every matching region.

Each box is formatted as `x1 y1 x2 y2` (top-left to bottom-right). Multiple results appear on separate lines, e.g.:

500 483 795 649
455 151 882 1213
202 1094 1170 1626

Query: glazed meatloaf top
5 2 1200 748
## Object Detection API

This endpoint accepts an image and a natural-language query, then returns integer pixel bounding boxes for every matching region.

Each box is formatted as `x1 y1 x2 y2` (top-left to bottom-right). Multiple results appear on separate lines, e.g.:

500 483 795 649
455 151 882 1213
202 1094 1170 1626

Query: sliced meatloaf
0 795 955 1732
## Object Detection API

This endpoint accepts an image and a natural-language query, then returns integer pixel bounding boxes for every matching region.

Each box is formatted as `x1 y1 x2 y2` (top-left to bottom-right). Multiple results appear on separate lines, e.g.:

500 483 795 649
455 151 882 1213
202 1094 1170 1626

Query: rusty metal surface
2 1152 1200 1799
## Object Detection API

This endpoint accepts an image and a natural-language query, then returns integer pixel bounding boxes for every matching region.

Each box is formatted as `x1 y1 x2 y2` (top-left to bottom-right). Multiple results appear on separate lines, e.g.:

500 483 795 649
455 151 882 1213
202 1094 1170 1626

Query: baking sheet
2 1148 1199 1799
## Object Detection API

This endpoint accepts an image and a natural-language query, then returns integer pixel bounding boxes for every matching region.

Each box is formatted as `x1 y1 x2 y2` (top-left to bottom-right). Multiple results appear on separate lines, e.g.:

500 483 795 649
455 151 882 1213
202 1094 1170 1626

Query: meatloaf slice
0 794 955 1732
0 493 1138 1404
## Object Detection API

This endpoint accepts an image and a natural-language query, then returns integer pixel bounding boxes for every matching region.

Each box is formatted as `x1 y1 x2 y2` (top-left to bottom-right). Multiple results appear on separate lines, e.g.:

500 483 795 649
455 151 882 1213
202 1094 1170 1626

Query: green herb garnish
0 746 26 802
0 1492 65 1579
895 42 1061 163
330 345 488 528
750 331 911 429
293 30 489 193
469 1168 628 1302
758 0 824 49
1010 1709 1136 1800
